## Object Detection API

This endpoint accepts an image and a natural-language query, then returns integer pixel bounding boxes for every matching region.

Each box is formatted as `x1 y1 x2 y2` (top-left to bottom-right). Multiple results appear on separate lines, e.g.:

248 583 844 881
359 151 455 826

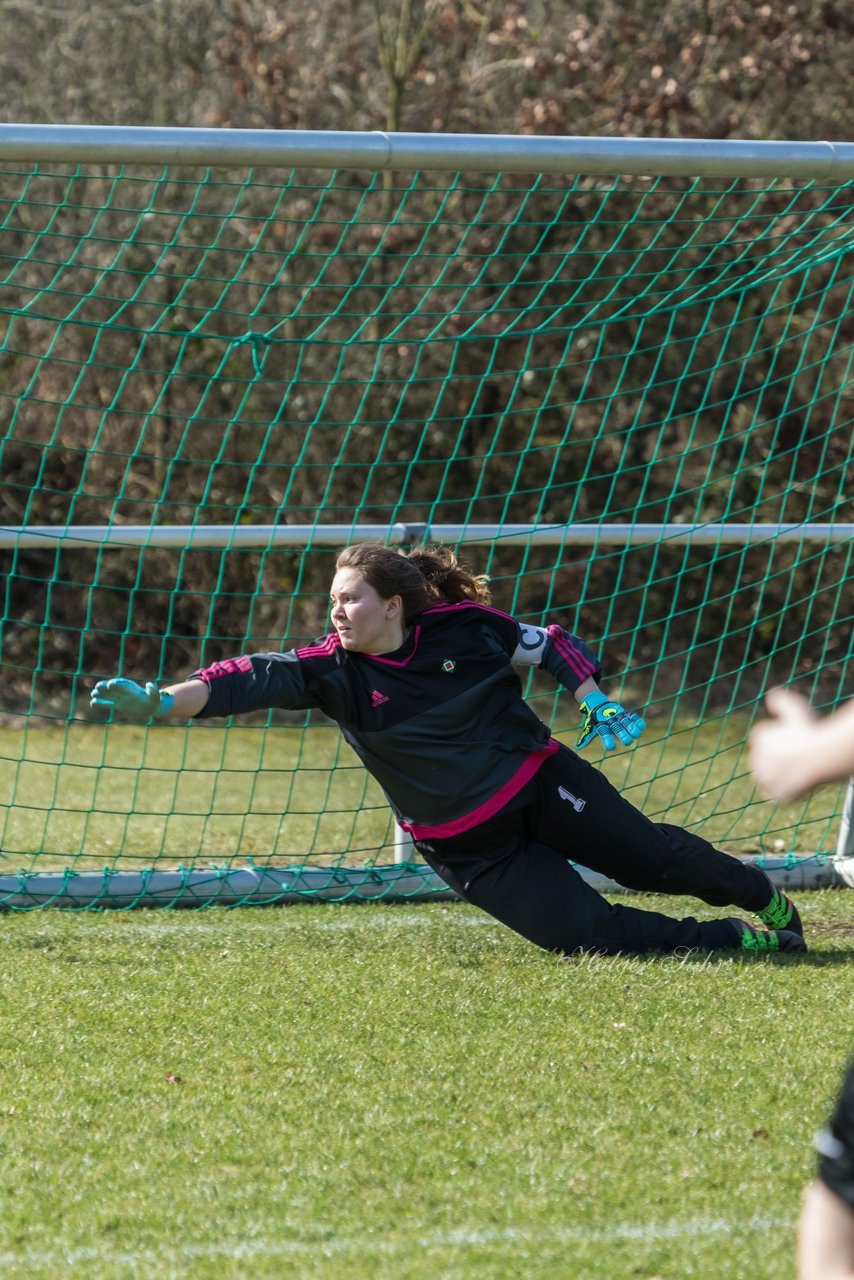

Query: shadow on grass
794 950 854 966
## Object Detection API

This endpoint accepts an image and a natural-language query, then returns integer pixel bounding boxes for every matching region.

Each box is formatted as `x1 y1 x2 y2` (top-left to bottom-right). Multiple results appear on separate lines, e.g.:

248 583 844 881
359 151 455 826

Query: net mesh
0 158 852 905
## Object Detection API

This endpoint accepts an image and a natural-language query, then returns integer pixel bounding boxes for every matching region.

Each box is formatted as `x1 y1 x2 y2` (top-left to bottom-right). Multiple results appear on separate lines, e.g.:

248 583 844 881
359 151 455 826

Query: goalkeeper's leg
418 835 778 956
531 745 802 938
415 784 800 956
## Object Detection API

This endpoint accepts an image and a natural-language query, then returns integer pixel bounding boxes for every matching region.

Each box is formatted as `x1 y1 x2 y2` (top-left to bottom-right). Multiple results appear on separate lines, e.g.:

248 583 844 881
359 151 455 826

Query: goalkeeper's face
329 567 405 655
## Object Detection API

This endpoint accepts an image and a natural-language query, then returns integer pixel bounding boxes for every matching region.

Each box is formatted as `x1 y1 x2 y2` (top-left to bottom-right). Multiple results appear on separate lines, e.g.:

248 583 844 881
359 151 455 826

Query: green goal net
0 131 852 908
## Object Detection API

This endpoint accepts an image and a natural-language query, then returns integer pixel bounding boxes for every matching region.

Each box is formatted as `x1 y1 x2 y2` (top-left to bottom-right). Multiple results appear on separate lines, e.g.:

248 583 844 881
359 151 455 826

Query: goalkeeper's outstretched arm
90 677 210 720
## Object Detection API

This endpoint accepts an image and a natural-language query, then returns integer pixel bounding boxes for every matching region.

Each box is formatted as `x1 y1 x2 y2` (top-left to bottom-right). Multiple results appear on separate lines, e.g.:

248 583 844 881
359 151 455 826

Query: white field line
0 1215 794 1269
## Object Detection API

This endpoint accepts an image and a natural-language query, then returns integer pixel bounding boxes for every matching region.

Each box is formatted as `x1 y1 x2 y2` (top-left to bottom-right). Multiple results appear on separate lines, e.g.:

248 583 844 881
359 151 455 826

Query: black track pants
415 744 773 956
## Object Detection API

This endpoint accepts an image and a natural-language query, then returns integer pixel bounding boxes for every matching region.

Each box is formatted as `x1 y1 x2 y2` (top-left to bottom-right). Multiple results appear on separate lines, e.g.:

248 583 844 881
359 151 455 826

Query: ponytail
403 546 491 607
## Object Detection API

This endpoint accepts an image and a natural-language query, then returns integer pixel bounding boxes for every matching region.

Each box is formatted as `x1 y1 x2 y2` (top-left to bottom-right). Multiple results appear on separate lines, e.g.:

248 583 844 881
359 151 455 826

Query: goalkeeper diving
91 543 805 957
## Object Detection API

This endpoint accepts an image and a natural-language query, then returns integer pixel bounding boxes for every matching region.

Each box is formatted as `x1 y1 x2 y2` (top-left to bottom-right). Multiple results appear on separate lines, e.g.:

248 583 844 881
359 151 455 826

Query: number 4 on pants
558 786 586 812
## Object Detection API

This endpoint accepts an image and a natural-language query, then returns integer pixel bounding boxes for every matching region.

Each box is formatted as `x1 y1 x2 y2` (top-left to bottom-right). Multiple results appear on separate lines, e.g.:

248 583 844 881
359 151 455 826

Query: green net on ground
0 152 852 906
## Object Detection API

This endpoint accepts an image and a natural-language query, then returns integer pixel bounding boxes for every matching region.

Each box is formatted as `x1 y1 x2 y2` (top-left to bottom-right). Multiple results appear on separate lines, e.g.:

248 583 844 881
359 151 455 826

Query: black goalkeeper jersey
191 600 601 838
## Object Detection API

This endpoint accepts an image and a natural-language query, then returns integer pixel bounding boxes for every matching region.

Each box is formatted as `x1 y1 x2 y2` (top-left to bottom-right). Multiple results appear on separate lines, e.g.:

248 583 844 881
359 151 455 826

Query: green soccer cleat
731 919 807 955
755 884 803 937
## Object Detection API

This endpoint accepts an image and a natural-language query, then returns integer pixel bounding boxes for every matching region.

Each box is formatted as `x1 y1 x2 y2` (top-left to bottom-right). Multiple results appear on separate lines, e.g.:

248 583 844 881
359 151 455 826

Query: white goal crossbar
1 523 852 550
2 124 854 179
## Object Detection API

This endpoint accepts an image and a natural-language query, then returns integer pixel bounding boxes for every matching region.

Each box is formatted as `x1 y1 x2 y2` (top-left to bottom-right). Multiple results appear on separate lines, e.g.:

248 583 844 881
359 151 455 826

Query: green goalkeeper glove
577 690 646 751
90 678 175 721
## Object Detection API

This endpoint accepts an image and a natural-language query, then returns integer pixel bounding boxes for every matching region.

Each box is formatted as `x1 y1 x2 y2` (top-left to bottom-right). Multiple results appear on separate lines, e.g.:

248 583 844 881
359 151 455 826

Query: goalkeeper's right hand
90 678 175 721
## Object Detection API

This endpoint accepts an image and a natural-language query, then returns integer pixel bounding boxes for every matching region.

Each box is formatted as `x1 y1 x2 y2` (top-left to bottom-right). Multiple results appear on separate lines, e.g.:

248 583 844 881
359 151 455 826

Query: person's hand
577 691 646 751
90 678 174 721
749 688 820 801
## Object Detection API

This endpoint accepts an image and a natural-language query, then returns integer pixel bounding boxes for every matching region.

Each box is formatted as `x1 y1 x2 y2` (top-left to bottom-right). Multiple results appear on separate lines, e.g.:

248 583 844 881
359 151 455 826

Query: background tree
0 1 851 707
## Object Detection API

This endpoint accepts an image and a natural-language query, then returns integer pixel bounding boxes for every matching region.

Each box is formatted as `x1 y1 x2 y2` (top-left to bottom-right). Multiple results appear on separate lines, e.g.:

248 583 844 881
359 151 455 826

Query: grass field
1 892 853 1279
0 718 849 1277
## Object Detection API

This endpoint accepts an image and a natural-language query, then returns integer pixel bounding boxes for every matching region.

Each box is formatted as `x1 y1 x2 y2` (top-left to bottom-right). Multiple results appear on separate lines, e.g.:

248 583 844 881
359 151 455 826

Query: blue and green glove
577 690 646 751
90 678 174 721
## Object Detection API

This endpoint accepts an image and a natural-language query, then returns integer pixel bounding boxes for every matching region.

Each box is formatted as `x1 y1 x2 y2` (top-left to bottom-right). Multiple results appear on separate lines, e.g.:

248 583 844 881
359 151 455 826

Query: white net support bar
838 782 854 860
2 125 854 179
1 523 852 551
0 854 842 911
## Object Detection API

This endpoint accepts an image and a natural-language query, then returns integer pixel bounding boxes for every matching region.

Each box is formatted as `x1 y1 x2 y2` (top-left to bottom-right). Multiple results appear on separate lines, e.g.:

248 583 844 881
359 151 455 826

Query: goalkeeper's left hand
577 690 646 751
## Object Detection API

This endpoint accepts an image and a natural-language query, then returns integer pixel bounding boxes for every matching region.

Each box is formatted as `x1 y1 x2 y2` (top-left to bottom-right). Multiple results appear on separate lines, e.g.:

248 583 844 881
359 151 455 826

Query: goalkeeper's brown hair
335 543 490 623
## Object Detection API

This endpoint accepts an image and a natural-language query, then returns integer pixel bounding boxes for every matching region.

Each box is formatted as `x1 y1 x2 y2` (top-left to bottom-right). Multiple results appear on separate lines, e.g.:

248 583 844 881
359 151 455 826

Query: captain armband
510 624 549 667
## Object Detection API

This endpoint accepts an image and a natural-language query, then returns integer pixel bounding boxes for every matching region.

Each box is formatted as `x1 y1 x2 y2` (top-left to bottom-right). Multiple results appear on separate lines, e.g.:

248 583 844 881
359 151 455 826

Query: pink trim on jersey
362 624 422 668
547 624 597 680
399 739 559 841
296 633 341 661
196 655 253 681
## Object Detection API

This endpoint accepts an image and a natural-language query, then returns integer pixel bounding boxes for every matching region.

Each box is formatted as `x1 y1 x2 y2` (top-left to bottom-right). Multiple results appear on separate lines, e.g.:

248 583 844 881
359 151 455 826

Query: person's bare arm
749 690 854 801
160 679 211 718
798 1179 854 1280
